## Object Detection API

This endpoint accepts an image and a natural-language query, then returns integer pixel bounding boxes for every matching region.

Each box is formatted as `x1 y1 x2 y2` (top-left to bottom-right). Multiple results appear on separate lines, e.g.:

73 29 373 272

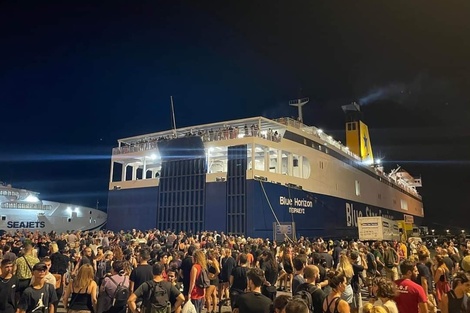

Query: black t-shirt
220 256 236 282
18 284 58 313
416 262 433 293
233 292 272 313
130 264 154 292
49 252 69 275
0 275 19 313
230 266 248 292
295 283 325 313
319 252 333 269
261 261 278 286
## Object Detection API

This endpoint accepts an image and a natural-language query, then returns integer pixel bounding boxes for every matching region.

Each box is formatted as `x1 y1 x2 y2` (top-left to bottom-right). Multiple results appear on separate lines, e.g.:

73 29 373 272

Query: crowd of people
1 229 470 313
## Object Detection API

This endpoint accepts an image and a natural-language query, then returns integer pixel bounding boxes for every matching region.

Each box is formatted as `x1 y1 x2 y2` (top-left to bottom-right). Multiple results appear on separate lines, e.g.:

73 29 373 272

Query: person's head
96 246 104 256
272 295 291 313
152 262 165 276
0 259 14 276
74 264 95 288
158 252 169 264
166 266 177 284
238 253 248 265
32 262 48 280
139 249 150 262
375 277 397 299
434 255 448 270
112 260 125 275
327 270 346 292
247 267 265 288
303 265 319 283
293 255 306 271
40 256 52 273
418 249 429 262
193 250 207 269
452 271 470 292
400 260 418 280
362 303 388 313
187 245 197 257
285 298 309 313
49 242 59 254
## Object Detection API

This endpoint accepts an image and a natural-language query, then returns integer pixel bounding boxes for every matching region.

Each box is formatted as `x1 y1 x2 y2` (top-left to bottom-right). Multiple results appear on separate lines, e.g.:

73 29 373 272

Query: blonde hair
73 264 95 290
193 250 207 269
50 242 59 254
338 253 353 278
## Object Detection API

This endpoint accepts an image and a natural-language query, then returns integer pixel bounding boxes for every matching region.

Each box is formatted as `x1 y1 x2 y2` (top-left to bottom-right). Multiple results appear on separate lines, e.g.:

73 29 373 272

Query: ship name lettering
294 198 313 207
280 196 293 206
7 221 46 229
346 203 363 227
288 207 305 214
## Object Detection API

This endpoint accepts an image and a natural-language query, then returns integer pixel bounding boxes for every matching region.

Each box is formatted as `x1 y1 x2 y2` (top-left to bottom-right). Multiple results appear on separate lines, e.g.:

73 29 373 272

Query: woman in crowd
322 270 351 313
372 277 399 313
189 249 207 313
337 252 354 307
63 264 98 313
205 249 220 313
433 254 451 303
261 250 279 301
439 271 470 313
277 245 294 292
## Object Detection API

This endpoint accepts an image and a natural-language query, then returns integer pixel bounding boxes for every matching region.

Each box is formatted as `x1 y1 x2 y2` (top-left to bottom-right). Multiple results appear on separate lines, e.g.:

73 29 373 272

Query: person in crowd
362 303 389 313
271 294 291 313
278 245 294 292
129 248 153 293
291 255 306 296
349 251 365 313
337 252 354 307
394 260 428 313
128 263 184 313
229 252 249 310
372 277 399 313
294 264 325 313
188 249 207 313
285 297 309 313
180 244 196 301
233 267 272 313
439 271 470 313
17 262 58 313
97 260 129 313
382 242 399 281
433 254 451 303
219 247 236 304
260 250 279 301
322 270 351 313
205 249 220 313
63 264 98 313
166 266 182 290
0 259 18 313
15 242 40 297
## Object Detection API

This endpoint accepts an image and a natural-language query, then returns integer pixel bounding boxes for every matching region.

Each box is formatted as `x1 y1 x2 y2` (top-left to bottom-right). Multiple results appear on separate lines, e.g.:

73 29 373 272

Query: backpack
195 267 210 288
107 276 129 308
294 283 315 313
144 281 171 313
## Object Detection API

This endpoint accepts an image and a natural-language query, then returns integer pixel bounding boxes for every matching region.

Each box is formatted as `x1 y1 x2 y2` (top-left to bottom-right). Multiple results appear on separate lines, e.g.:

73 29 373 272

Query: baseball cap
461 255 470 272
32 262 48 271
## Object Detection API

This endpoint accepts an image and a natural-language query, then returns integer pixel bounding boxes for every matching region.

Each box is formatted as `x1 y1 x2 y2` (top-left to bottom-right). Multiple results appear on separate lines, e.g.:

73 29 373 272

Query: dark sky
1 1 469 233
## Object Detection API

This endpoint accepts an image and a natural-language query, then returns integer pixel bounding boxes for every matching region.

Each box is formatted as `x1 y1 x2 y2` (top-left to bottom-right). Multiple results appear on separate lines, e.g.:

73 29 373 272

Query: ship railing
112 127 282 155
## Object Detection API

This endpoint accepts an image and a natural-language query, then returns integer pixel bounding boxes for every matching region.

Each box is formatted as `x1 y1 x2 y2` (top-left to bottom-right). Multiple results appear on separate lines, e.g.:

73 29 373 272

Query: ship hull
107 180 421 239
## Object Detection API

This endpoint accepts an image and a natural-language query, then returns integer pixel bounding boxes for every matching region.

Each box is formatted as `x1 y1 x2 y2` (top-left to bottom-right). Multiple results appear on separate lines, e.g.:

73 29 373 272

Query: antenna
288 97 309 123
170 96 177 137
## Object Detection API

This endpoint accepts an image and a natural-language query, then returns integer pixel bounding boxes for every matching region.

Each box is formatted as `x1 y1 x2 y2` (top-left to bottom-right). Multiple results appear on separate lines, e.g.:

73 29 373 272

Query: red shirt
190 263 205 300
394 278 427 313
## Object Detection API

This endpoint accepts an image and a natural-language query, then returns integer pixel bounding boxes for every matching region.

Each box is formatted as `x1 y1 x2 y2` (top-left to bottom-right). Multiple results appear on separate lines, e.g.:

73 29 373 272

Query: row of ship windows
0 190 20 197
355 180 408 210
1 203 52 210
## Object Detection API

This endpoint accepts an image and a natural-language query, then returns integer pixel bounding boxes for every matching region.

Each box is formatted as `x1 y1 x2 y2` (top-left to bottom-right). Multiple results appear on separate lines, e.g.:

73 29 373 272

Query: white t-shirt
374 298 399 313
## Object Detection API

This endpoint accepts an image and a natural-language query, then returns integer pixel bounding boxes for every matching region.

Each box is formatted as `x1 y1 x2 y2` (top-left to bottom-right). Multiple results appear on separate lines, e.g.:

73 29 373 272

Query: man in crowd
233 268 272 313
128 263 184 313
394 260 428 313
0 259 18 313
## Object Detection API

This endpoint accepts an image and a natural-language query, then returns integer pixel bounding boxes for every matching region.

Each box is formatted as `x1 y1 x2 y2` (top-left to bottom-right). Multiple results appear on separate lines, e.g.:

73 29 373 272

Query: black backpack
294 283 315 313
107 276 129 308
196 267 210 288
144 281 171 313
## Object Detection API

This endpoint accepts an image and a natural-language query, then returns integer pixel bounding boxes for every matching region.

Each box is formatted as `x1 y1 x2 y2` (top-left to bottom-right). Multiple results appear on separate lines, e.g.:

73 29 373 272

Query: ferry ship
0 183 107 234
107 100 423 239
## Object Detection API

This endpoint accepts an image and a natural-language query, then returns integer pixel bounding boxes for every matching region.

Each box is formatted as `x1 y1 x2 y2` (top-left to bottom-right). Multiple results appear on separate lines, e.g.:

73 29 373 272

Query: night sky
1 1 469 233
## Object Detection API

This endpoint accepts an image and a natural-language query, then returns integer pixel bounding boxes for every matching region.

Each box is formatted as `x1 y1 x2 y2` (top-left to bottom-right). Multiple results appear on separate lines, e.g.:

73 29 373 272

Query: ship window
67 218 72 222
355 180 361 196
1 215 6 221
400 199 408 211
347 124 352 131
89 211 92 214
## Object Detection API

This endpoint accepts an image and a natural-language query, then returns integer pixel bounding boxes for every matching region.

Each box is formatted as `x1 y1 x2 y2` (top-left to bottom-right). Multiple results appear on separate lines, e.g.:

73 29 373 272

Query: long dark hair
262 250 277 269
